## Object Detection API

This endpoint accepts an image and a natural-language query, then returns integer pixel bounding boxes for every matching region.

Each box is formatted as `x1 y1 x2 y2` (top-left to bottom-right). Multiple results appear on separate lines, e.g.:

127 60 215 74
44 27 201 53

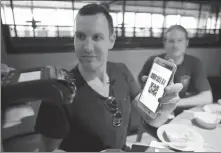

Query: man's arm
177 90 212 108
35 102 70 152
177 57 213 108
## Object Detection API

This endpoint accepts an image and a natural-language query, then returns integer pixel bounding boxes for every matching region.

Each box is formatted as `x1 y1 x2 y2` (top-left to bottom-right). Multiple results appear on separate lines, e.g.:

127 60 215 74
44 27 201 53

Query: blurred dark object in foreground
208 76 221 102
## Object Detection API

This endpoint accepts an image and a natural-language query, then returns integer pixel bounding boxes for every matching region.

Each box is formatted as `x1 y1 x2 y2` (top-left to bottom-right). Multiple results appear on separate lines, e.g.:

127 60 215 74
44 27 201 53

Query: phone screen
139 62 173 113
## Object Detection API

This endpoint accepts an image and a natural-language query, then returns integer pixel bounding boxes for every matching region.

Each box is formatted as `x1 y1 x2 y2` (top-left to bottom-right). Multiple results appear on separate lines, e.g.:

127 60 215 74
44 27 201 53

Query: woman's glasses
104 96 122 127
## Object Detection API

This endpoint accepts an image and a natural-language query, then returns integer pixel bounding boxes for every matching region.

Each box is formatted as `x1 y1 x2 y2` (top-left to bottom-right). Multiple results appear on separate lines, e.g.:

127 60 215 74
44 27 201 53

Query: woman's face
164 29 189 58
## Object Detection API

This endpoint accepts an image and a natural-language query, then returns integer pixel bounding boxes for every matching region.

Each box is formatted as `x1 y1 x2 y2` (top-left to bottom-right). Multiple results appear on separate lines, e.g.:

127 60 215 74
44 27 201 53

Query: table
127 106 221 152
170 106 221 152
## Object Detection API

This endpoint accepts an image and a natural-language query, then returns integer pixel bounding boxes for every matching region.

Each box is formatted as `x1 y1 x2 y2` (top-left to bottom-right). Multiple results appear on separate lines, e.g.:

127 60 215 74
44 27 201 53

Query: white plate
203 104 221 114
157 124 204 151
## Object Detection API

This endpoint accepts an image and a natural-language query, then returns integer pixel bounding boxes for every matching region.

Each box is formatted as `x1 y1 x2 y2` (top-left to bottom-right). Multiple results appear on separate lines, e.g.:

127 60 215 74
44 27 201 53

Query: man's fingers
141 75 148 83
158 102 178 113
133 101 153 121
168 59 174 63
160 96 180 105
165 83 183 94
159 92 178 104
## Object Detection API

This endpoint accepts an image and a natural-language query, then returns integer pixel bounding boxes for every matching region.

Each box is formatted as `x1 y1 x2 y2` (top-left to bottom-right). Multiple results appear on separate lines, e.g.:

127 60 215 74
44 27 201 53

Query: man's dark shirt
35 62 141 152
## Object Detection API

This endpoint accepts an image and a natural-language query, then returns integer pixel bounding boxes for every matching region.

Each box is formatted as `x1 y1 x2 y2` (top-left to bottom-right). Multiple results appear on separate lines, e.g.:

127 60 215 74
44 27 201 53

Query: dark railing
2 24 221 54
7 24 74 37
6 24 221 39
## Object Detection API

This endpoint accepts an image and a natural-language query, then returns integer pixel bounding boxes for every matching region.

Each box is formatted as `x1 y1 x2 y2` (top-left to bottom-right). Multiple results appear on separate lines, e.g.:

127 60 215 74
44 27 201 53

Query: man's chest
174 65 191 81
73 79 131 124
66 63 133 148
174 65 193 97
69 83 131 147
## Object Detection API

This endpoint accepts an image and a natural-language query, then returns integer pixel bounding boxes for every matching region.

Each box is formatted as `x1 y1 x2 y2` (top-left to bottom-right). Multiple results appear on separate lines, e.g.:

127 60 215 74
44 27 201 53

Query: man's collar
78 63 109 84
78 63 110 97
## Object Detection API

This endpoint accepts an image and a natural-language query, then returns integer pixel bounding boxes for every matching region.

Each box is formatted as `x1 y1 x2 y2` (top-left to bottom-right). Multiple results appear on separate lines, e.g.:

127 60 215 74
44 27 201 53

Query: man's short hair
164 25 189 41
77 3 114 35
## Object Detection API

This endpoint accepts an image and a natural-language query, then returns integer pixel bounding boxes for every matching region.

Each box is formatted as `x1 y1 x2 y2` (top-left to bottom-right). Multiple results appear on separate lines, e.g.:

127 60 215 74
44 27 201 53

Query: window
35 26 47 37
216 18 221 34
181 16 197 29
59 27 74 37
135 27 150 37
113 12 123 36
16 25 33 37
33 8 74 26
152 28 162 37
1 0 220 52
110 12 117 27
206 17 218 34
216 18 221 29
47 26 58 37
152 14 164 28
115 27 122 37
74 10 79 20
124 12 135 37
1 6 6 24
14 7 32 25
197 17 207 37
135 13 151 28
152 14 164 37
55 9 74 26
7 25 16 37
165 15 181 28
0 1 85 38
181 16 197 37
124 12 135 27
125 27 134 37
2 6 14 25
33 8 57 26
117 12 123 27
135 13 151 37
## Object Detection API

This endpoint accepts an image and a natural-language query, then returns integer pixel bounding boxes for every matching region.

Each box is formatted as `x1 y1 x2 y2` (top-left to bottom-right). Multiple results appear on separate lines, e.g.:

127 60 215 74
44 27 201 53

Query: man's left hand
140 75 183 114
158 83 183 114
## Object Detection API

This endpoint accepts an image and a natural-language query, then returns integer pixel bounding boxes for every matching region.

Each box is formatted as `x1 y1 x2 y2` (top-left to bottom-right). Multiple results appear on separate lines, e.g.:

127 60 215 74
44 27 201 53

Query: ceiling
105 0 221 6
2 0 220 15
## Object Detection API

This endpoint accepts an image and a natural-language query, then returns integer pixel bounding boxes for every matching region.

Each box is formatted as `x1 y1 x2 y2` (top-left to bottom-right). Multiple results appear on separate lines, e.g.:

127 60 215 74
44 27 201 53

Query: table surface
127 105 221 152
170 106 221 152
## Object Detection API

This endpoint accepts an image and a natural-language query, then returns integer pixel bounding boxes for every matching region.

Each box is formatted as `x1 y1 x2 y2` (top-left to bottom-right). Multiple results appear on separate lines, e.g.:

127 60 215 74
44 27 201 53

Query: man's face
74 13 115 72
164 29 189 57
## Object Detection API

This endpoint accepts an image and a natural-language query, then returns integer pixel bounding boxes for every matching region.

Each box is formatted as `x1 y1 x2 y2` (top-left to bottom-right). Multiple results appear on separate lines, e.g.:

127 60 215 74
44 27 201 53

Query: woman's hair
164 25 189 41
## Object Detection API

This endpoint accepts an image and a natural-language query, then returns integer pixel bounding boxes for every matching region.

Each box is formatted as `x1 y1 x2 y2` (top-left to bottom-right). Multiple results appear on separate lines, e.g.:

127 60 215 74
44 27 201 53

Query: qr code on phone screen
148 82 159 96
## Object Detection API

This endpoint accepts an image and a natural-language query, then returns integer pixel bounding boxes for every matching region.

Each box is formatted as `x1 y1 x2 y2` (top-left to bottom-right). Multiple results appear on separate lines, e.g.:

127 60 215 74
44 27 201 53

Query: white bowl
203 104 221 114
218 99 221 105
194 112 221 129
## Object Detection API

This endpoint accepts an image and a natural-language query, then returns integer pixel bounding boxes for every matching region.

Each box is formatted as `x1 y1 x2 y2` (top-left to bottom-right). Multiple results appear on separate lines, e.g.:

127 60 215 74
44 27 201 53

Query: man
35 4 182 152
138 25 212 116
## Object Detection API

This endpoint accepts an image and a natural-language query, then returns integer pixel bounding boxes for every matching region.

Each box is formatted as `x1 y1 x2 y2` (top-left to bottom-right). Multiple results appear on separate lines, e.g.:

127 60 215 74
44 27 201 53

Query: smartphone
138 57 177 119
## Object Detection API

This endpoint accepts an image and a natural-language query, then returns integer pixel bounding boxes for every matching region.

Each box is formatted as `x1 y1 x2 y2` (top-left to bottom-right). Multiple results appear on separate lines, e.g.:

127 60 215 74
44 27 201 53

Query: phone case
138 57 177 119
